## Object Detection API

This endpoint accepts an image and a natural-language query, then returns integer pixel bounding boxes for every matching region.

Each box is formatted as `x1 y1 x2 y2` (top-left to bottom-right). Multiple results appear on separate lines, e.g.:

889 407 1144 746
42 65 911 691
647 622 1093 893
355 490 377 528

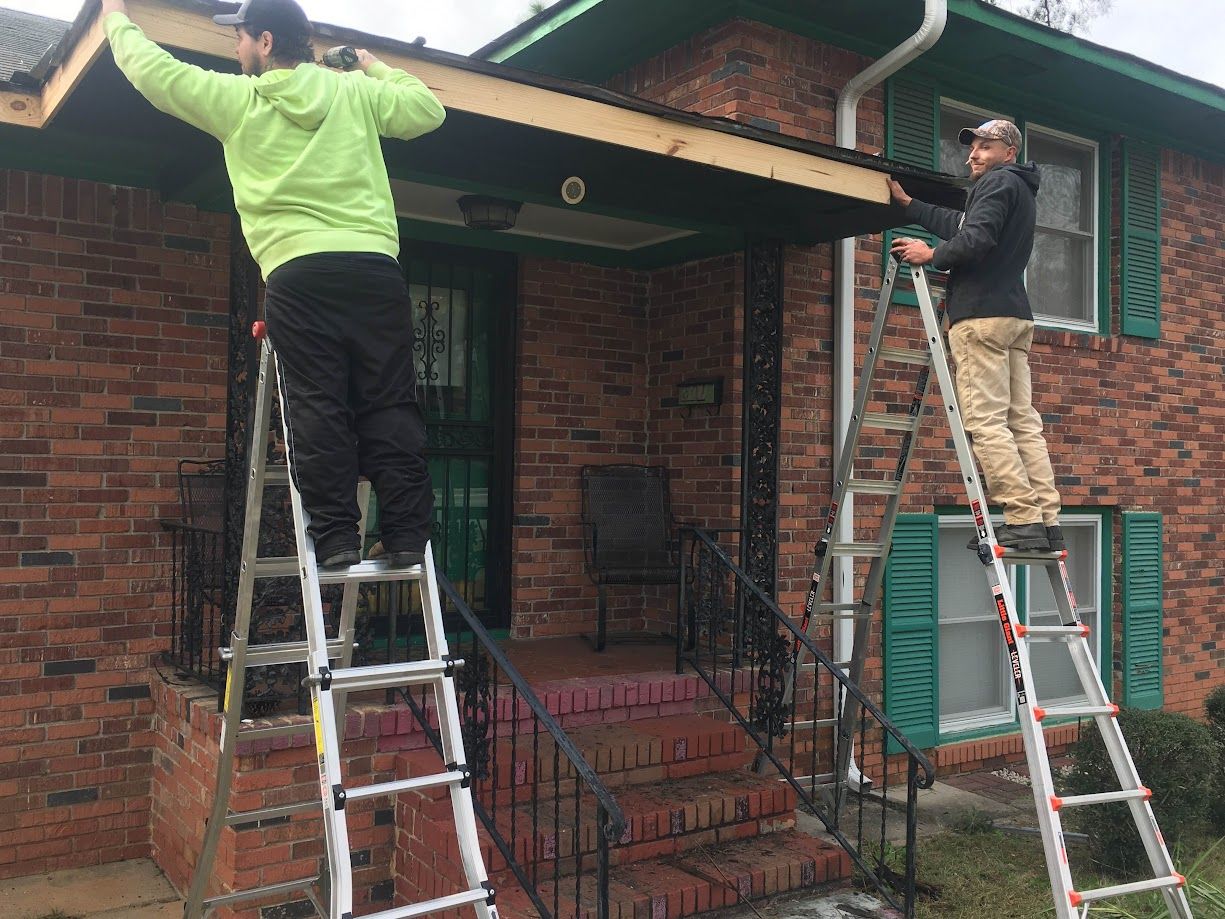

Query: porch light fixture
457 195 521 231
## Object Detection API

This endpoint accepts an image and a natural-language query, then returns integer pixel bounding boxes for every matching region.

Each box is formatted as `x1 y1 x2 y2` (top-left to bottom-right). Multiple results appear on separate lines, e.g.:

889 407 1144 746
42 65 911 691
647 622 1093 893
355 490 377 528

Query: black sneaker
996 523 1050 551
319 548 360 569
384 550 425 568
1045 525 1066 552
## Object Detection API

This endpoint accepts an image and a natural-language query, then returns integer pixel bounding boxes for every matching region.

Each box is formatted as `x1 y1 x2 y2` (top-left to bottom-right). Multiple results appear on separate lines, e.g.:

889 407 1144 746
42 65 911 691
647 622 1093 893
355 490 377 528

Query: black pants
264 252 433 558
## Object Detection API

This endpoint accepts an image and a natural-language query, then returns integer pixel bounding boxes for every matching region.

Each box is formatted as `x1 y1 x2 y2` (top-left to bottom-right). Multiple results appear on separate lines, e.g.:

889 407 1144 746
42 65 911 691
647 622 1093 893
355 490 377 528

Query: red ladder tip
993 545 1006 558
1109 704 1120 716
1050 795 1063 812
1080 624 1091 638
252 321 267 341
1069 892 1083 907
1033 706 1047 722
1016 624 1029 637
1175 873 1186 887
1141 786 1153 801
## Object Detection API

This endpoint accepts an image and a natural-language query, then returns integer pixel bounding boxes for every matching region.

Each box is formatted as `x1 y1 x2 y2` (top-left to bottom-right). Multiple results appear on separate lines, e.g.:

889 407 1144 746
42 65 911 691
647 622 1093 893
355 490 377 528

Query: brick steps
493 829 852 919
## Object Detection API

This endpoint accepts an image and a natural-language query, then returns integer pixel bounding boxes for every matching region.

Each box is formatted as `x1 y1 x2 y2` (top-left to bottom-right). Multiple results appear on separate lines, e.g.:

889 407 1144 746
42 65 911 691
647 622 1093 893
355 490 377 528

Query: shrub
1205 685 1225 831
1065 706 1215 876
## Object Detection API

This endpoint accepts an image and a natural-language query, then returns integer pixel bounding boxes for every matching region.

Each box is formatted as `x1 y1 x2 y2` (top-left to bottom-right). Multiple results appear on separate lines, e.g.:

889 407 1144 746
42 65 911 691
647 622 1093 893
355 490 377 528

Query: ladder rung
226 800 319 827
876 346 929 366
224 636 350 667
1016 624 1089 642
860 411 916 432
1051 788 1150 811
252 557 424 583
830 542 884 557
995 550 1063 565
790 772 836 788
204 875 318 908
787 718 838 731
1034 703 1117 722
1072 875 1185 905
846 478 902 496
365 886 492 919
815 602 860 611
318 659 459 694
261 466 290 486
344 769 468 803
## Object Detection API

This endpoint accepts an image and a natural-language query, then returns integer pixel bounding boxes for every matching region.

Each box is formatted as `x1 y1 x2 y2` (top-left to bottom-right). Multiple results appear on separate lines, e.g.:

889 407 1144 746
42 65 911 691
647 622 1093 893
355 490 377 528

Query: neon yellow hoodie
103 13 445 279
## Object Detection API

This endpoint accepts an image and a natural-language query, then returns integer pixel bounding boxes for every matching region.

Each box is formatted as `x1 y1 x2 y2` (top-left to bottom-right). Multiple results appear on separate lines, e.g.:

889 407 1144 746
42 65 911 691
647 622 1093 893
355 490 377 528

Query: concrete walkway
6 773 1034 919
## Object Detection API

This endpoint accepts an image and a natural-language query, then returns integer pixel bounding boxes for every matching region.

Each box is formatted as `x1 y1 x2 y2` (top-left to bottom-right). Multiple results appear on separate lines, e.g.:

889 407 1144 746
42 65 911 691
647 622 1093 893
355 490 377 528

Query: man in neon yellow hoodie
102 0 446 569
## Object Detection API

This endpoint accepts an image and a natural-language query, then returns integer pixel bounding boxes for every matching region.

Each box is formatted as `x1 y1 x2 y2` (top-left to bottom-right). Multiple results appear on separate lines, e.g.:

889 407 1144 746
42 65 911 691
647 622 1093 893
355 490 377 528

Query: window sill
1032 326 1123 352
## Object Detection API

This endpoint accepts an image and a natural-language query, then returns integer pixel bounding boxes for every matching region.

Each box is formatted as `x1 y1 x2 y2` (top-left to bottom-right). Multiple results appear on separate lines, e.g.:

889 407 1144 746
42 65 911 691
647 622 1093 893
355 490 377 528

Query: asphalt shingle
0 7 71 84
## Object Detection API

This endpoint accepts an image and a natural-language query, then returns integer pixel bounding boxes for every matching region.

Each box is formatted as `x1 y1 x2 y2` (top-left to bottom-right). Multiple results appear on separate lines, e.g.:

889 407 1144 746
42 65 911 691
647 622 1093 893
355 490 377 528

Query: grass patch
912 827 1225 919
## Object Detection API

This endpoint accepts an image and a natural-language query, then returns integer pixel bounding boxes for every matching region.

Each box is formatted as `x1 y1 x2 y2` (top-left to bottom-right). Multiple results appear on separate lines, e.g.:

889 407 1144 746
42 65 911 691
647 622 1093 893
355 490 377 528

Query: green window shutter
884 80 938 305
1122 513 1163 709
1120 141 1162 338
884 514 939 750
886 79 938 170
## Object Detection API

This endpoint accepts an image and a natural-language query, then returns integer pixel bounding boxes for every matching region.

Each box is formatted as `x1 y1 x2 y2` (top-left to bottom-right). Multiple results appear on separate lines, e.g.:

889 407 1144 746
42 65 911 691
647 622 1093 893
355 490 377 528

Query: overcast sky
3 0 1222 89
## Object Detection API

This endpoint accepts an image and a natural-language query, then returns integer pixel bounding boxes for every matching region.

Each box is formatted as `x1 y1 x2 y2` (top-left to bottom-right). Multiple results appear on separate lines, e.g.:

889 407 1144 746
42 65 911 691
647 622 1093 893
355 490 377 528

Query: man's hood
999 161 1041 195
254 63 338 130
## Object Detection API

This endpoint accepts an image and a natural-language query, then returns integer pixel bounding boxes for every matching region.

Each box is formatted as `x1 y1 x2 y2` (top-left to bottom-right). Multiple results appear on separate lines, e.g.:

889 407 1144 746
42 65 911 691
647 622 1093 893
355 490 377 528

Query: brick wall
0 169 230 878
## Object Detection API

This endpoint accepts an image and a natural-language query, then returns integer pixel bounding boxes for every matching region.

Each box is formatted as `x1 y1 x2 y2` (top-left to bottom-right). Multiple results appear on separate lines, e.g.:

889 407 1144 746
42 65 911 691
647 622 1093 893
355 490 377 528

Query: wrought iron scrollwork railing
163 519 225 680
677 527 936 919
395 573 626 919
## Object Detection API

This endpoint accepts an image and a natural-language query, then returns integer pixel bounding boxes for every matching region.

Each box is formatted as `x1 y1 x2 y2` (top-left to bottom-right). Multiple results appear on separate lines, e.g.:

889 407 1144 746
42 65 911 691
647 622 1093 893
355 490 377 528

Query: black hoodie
903 161 1041 325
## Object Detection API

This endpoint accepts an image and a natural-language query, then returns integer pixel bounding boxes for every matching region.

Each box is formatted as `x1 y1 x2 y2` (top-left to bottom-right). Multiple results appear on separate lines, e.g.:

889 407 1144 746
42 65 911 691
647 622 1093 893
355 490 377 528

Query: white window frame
1024 122 1100 333
936 513 1104 737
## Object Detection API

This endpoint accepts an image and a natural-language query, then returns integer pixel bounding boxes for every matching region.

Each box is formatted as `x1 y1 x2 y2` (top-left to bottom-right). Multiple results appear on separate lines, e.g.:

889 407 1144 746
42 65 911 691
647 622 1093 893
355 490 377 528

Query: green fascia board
486 0 1225 161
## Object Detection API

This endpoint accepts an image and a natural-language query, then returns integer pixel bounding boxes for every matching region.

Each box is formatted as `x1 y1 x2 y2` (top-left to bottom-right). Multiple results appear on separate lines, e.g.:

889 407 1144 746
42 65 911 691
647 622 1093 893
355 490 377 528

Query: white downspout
832 0 947 773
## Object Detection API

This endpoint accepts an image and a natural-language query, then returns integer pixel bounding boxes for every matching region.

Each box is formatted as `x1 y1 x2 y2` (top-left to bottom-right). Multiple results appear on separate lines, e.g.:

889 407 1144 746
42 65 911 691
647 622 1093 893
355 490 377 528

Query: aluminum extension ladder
788 255 1192 918
184 322 499 919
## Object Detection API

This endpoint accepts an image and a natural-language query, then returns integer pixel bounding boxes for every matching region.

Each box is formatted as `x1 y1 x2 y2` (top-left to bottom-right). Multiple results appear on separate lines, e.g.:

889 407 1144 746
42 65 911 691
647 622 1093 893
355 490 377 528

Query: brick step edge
397 714 753 797
492 829 853 919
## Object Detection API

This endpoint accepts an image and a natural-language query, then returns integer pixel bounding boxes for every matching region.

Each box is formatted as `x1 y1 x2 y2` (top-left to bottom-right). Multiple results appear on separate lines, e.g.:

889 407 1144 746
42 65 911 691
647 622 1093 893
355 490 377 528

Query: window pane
940 621 1011 719
938 104 988 179
1029 133 1094 233
1028 232 1092 323
938 525 1012 727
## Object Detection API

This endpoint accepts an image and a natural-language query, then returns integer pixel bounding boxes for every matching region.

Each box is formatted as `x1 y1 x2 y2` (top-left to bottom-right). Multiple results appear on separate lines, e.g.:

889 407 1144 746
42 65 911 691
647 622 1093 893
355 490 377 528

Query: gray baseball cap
958 119 1022 148
214 0 311 34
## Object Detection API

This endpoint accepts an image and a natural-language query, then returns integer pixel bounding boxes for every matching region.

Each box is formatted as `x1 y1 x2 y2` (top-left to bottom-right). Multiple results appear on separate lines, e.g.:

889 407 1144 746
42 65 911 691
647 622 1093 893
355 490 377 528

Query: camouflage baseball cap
958 119 1022 148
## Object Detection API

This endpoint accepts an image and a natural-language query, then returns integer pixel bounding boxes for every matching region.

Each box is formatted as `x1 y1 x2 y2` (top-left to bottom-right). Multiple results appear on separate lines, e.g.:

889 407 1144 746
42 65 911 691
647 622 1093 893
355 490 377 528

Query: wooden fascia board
40 11 110 128
119 0 888 206
0 88 41 128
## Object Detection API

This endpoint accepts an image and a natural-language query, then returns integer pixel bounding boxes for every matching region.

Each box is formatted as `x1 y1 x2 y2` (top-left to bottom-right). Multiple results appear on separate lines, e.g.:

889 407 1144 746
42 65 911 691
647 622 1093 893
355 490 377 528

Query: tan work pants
948 317 1061 526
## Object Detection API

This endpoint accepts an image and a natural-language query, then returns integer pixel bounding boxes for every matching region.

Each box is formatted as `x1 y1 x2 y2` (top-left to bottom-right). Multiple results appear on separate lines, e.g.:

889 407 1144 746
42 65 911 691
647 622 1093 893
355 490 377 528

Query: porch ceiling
0 0 964 267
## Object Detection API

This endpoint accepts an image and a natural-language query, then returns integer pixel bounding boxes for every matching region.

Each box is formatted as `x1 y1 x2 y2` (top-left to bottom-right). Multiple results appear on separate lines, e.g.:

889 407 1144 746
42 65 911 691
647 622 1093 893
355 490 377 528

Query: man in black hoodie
887 119 1062 553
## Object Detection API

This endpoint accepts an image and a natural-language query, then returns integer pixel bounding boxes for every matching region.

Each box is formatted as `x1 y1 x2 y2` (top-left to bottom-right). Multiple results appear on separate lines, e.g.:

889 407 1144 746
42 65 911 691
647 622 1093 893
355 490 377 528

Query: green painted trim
484 0 605 63
1097 136 1114 336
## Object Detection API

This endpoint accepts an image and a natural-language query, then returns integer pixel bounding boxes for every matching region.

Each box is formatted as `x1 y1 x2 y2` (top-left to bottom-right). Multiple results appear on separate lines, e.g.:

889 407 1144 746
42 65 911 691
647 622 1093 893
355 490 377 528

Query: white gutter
831 0 947 764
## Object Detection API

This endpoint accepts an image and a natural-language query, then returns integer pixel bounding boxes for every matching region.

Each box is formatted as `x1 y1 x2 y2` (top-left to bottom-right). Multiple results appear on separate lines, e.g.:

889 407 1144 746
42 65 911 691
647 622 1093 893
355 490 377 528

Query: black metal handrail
394 572 626 919
162 519 226 682
677 526 935 918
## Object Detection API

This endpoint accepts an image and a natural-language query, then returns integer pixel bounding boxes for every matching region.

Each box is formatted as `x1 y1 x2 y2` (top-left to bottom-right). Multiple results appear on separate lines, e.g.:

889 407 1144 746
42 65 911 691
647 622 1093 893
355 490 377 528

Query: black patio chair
580 463 681 652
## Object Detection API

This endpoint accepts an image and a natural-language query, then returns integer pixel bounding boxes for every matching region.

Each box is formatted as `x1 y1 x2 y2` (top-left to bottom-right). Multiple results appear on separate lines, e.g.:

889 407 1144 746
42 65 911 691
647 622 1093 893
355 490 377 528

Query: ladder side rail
185 338 281 919
419 545 499 918
834 263 943 792
1041 565 1193 916
271 333 358 919
788 256 905 690
331 480 372 729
